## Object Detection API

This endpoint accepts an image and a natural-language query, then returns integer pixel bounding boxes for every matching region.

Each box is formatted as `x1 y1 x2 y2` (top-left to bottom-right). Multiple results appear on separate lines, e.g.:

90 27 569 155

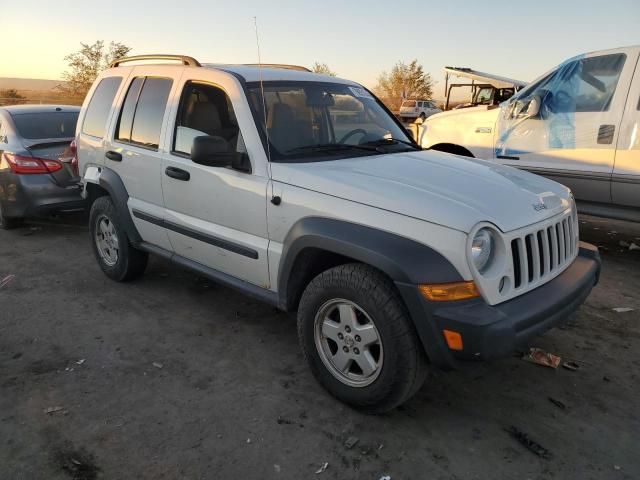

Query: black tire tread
298 263 428 414
89 196 148 282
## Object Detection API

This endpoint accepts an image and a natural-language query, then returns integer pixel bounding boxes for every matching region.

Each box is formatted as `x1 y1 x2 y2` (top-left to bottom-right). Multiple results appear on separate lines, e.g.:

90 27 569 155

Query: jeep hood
271 150 571 233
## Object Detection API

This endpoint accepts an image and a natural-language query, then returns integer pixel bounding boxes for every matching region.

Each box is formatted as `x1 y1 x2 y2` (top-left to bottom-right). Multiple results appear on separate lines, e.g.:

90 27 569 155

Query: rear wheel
0 203 22 230
89 196 148 281
297 263 428 413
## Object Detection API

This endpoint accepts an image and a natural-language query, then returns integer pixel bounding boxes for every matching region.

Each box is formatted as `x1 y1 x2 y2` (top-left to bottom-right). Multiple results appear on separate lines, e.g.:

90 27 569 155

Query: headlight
471 228 494 273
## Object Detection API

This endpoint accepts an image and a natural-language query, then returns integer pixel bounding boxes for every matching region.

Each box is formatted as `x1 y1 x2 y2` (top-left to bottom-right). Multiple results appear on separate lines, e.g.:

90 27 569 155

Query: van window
82 77 122 138
116 77 172 150
173 81 244 156
402 100 416 108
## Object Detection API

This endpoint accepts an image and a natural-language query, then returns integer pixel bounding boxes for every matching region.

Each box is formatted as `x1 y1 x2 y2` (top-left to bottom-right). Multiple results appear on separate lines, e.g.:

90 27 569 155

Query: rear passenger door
612 49 640 208
161 79 270 288
107 75 176 251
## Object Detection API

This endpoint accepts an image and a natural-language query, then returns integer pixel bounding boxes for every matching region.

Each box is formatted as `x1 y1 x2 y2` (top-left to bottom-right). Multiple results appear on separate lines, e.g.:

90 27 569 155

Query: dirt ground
1 214 639 480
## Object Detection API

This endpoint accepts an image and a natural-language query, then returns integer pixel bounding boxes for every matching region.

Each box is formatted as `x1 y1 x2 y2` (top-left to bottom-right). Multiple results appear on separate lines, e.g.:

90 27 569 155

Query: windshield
247 81 414 162
10 111 78 140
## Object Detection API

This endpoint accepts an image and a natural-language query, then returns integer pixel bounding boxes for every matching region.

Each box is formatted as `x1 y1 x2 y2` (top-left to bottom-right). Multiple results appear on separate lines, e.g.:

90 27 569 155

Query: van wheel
0 203 22 230
297 263 428 413
89 196 148 281
419 112 426 120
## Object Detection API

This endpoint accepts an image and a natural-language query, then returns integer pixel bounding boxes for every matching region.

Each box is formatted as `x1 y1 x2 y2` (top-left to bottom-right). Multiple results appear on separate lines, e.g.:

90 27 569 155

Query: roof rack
109 54 201 68
241 63 312 72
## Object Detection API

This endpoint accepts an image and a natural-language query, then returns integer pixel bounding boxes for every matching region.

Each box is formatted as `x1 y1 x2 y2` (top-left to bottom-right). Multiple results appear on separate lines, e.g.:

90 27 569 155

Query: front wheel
89 196 148 281
297 263 428 413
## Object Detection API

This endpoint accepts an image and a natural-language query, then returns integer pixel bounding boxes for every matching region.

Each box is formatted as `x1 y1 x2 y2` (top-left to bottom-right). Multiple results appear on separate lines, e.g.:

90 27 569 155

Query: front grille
510 212 577 291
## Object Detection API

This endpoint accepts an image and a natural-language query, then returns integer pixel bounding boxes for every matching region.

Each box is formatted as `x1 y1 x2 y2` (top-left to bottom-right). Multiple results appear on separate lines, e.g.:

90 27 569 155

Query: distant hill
0 77 63 91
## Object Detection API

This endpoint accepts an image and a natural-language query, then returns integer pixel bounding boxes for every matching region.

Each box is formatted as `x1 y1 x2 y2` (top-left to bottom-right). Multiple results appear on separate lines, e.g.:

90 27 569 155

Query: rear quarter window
11 112 79 140
82 77 122 138
116 77 172 150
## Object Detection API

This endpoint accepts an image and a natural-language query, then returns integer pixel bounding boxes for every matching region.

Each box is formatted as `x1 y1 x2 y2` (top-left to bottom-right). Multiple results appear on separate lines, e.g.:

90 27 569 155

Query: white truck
420 46 640 222
76 54 600 413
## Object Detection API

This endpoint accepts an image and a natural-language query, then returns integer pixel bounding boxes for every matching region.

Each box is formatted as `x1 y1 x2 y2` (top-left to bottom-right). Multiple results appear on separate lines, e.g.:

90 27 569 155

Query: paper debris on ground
505 426 553 459
379 476 391 480
44 406 65 414
0 274 15 290
612 307 634 313
548 397 567 410
522 347 561 368
344 436 359 449
629 243 640 251
152 362 163 369
76 359 86 365
315 462 328 474
562 361 580 371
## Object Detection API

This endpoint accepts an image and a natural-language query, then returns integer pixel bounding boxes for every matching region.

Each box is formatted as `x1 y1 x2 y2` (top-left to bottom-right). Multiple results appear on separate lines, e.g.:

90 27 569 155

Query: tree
0 89 26 106
57 41 132 100
312 62 336 77
375 60 434 112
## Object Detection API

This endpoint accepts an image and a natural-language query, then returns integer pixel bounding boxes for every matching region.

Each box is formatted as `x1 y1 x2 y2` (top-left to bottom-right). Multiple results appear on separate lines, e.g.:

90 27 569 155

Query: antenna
254 17 279 204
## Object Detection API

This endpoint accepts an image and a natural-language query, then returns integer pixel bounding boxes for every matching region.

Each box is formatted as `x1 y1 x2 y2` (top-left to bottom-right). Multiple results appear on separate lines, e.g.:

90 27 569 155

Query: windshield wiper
362 138 422 150
286 143 383 154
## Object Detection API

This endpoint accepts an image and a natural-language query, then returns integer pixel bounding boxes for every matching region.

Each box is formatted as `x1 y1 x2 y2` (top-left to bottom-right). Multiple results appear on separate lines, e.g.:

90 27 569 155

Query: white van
399 99 441 121
420 46 640 222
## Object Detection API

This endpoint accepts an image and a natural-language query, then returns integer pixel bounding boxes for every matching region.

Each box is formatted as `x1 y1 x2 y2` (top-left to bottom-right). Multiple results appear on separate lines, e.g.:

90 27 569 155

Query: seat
267 103 310 153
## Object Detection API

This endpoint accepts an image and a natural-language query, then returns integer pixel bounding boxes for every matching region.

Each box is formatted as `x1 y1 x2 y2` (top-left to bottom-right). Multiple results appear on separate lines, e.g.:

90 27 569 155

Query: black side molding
139 242 277 306
132 209 258 259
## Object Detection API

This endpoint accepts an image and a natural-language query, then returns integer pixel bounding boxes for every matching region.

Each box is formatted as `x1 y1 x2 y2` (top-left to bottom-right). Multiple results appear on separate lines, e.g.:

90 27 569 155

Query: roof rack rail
241 63 312 72
109 54 201 68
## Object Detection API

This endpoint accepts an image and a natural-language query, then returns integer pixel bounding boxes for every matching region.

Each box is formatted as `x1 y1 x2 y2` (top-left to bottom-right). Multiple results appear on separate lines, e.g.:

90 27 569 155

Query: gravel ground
1 214 639 480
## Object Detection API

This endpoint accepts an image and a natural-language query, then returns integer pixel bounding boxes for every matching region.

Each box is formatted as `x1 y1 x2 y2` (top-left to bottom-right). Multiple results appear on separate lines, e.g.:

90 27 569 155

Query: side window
82 76 122 138
524 54 626 114
116 77 172 150
173 81 243 155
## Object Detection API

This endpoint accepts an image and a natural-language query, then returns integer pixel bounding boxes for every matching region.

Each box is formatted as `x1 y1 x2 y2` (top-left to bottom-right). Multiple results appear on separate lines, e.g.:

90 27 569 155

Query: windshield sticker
349 87 374 99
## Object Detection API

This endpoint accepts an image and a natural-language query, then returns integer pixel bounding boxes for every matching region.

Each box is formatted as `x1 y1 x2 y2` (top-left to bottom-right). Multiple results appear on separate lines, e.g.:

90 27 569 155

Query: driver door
493 48 634 204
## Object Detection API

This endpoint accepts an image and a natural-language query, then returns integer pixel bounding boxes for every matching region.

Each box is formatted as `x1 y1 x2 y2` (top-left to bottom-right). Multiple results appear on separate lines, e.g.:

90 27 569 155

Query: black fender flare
277 217 465 367
95 167 142 245
278 218 463 300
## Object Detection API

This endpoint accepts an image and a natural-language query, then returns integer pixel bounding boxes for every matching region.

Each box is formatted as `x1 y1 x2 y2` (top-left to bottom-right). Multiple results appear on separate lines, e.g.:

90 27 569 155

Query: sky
3 0 639 99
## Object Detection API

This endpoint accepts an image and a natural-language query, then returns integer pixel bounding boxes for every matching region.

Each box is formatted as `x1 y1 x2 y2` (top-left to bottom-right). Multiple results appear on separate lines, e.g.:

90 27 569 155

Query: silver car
0 105 83 228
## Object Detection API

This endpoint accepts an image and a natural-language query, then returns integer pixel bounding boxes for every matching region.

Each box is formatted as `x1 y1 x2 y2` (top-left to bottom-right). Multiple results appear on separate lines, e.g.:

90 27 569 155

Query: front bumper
396 242 601 369
0 173 85 218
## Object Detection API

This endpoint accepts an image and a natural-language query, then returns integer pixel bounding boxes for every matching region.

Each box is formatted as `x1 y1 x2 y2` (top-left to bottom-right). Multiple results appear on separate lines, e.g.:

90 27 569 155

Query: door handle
105 151 122 162
597 124 615 144
165 166 190 181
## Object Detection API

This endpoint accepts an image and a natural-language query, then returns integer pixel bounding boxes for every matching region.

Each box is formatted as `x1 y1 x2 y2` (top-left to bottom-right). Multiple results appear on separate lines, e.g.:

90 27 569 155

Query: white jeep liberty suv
77 54 601 413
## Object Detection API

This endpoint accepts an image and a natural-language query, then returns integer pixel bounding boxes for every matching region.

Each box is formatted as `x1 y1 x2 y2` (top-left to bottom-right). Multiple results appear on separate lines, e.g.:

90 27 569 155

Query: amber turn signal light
443 329 464 351
418 281 480 302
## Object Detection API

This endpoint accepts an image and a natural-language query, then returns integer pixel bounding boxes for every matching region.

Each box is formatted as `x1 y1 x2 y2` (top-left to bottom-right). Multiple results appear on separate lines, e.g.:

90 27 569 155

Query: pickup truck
76 54 601 413
420 46 640 222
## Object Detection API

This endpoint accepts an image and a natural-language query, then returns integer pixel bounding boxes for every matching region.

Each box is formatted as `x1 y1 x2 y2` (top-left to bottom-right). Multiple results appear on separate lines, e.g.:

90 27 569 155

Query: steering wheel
338 128 367 144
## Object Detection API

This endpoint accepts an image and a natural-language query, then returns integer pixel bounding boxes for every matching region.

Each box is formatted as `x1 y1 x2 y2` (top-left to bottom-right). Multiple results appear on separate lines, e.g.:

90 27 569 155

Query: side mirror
191 135 251 172
525 95 541 118
191 136 232 167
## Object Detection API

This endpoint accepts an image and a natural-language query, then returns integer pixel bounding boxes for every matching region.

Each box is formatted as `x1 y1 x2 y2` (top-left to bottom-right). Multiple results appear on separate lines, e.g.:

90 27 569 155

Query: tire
297 263 428 413
419 112 426 121
0 203 22 230
89 196 148 281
